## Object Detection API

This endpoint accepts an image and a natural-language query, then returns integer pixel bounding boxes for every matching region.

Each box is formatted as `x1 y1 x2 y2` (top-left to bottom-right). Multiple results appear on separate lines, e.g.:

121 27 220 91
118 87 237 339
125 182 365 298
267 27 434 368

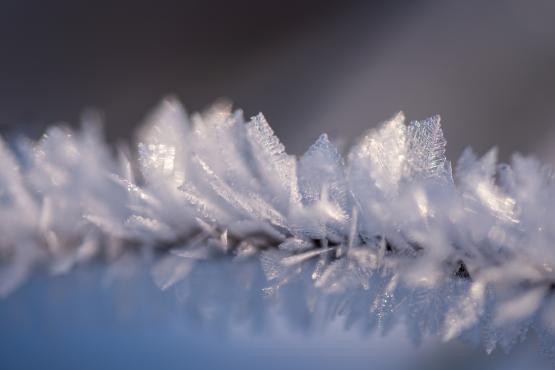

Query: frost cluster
1 97 555 354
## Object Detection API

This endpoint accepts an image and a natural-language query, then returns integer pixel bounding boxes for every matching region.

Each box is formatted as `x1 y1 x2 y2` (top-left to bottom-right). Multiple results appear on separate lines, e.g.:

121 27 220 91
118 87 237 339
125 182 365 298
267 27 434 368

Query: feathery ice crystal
1 97 555 355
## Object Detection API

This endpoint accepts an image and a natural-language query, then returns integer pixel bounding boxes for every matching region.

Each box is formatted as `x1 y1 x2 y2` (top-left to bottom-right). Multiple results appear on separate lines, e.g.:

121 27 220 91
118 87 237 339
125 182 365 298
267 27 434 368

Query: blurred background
1 0 554 160
1 0 555 369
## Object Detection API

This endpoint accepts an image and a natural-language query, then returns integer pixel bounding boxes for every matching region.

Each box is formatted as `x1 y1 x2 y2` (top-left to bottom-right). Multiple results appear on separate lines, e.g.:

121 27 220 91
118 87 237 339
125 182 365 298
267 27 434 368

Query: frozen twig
1 97 555 355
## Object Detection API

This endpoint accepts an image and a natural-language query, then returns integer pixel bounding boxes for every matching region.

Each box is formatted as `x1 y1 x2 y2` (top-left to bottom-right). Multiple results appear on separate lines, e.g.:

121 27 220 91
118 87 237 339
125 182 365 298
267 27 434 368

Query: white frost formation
1 97 555 354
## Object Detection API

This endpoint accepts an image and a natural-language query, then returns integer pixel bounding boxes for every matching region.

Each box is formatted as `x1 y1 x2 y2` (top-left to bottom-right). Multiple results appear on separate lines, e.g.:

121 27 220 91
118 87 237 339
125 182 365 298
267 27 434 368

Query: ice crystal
1 97 555 357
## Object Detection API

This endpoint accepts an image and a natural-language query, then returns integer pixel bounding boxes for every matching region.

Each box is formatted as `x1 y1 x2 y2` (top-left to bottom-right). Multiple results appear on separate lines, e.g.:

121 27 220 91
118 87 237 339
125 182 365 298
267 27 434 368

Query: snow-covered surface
1 98 555 358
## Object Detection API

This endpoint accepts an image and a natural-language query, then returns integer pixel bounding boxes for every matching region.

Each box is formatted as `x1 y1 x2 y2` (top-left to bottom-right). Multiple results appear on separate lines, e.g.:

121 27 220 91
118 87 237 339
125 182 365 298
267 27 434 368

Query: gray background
1 0 554 160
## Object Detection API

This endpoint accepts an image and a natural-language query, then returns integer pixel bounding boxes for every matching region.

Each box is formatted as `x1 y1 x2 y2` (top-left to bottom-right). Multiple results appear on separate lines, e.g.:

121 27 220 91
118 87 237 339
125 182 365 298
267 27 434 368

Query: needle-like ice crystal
1 97 555 355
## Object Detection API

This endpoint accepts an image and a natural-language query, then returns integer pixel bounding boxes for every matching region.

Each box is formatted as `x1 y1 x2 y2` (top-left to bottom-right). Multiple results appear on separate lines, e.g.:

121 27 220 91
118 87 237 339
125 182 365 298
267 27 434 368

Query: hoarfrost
1 98 555 356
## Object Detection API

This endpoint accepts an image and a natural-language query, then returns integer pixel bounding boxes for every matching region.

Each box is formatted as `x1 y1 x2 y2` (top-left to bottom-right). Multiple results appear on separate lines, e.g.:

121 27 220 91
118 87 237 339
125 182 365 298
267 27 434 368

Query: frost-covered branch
1 97 555 355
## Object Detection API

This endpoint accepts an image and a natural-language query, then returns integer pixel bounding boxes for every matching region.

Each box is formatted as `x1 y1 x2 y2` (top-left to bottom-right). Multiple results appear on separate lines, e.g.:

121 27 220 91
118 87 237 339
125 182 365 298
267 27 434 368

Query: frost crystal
1 97 555 356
